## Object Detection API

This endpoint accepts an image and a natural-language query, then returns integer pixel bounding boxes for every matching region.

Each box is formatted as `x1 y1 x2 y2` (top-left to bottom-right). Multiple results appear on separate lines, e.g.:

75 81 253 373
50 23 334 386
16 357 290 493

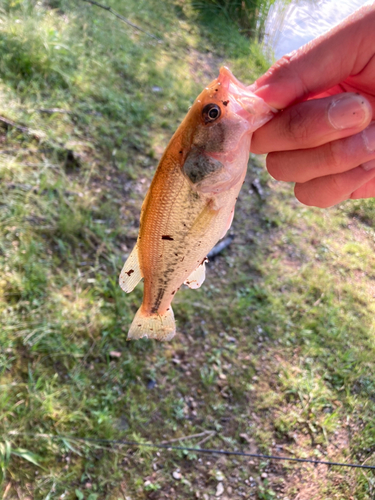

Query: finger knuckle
283 106 311 143
326 140 346 172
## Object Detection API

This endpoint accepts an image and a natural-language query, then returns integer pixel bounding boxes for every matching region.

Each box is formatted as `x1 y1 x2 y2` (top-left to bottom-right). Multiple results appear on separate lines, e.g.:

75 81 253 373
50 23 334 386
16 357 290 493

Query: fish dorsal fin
184 259 207 289
119 244 143 293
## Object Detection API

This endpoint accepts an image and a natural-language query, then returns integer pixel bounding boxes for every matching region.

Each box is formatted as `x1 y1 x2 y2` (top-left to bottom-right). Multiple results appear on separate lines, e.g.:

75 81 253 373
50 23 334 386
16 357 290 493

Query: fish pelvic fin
128 306 176 341
184 259 207 289
119 244 143 293
219 207 235 240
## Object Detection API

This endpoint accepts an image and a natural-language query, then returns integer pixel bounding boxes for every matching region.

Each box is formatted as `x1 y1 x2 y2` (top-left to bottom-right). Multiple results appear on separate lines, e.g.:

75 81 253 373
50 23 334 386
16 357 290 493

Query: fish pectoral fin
190 201 217 236
184 259 207 289
119 244 143 293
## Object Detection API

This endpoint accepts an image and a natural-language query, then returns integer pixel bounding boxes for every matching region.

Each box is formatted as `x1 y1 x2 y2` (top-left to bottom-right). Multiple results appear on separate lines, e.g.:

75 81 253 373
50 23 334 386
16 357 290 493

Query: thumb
251 4 375 109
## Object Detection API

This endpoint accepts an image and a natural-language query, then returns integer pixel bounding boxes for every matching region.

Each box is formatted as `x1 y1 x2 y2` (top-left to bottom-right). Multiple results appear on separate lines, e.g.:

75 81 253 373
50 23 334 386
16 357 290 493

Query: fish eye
202 103 221 123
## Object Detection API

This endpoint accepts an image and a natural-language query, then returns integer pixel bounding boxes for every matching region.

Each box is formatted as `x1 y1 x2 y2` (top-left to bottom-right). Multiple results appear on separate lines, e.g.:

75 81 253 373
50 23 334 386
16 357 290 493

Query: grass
0 0 375 499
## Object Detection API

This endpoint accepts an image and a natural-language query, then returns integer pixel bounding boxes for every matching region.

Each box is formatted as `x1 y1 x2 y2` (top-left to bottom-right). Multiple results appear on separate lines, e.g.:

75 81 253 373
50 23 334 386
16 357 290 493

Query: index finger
250 4 375 109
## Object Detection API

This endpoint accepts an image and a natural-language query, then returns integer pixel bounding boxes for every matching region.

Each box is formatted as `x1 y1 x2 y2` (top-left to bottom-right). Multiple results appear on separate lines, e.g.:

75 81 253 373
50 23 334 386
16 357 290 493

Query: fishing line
9 433 375 470
79 0 214 60
81 0 162 41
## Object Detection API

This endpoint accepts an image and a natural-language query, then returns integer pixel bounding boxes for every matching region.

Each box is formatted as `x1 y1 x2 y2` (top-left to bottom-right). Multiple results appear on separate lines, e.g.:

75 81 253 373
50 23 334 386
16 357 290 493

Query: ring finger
267 121 375 183
294 163 375 208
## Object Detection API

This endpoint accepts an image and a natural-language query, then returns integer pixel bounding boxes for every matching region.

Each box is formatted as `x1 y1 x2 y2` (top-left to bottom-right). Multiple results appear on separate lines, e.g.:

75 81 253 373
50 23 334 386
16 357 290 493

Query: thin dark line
16 434 375 470
81 0 162 42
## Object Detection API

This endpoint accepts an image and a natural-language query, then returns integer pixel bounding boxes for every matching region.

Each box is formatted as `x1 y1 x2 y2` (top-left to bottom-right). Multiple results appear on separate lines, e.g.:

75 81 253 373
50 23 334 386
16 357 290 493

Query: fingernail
362 122 375 153
328 94 371 130
362 160 375 171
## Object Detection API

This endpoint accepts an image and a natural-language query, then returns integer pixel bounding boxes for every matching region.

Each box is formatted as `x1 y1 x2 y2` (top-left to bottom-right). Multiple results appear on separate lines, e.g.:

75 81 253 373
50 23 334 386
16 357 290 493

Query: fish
119 66 275 341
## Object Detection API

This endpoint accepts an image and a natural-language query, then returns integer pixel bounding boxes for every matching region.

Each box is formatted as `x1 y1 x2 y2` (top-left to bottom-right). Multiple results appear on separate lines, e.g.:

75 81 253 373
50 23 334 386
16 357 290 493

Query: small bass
119 67 274 341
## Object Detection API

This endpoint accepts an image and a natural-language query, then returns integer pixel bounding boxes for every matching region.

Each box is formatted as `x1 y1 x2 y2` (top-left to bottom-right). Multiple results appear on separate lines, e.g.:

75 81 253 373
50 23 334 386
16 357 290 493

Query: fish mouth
217 66 248 91
217 66 275 124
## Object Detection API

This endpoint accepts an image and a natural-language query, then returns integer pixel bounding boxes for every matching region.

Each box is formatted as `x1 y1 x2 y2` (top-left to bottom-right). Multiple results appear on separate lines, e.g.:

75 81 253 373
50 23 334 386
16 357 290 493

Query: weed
192 0 279 40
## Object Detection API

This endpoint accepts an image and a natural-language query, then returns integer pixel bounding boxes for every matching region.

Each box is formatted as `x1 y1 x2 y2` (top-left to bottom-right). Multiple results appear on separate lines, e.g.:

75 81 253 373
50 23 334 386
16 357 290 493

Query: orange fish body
119 67 274 341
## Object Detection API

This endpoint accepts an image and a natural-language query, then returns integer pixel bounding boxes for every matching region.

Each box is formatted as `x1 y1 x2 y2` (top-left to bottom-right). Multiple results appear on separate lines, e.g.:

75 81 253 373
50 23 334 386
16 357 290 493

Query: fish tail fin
128 305 176 341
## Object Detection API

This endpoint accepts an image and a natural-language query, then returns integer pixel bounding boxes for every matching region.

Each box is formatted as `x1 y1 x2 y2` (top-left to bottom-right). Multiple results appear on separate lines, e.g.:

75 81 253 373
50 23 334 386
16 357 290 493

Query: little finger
294 165 375 208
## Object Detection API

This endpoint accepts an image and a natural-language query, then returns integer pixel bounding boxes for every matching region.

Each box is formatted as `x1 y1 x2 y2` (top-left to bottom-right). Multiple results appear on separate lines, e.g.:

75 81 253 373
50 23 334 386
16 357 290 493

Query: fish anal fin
184 259 207 289
128 306 176 341
119 244 143 293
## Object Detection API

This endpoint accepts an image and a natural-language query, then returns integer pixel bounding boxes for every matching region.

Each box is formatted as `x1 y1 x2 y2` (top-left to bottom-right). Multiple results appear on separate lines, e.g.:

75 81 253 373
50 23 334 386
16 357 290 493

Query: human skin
249 3 375 208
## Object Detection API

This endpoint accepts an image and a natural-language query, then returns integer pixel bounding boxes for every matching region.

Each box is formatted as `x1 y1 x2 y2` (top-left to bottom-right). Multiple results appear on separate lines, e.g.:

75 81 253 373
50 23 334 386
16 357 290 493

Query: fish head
205 66 275 128
181 67 275 194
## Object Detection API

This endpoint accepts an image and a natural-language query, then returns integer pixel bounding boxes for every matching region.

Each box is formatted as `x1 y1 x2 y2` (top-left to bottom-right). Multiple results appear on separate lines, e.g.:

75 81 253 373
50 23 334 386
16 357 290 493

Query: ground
0 1 375 499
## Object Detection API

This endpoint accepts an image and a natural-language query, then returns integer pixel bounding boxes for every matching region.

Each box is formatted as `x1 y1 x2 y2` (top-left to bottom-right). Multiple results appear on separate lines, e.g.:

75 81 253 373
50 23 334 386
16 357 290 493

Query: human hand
250 3 375 208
